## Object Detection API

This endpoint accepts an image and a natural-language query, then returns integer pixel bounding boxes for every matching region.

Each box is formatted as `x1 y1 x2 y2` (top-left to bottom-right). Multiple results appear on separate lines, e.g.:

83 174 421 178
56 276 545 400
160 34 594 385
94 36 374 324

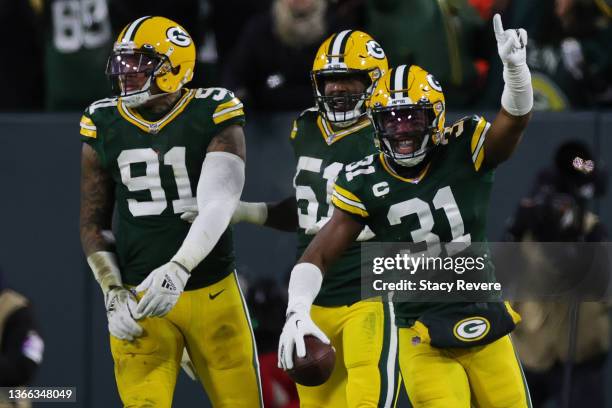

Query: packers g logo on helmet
311 30 389 126
366 40 385 60
106 16 196 107
368 64 446 167
166 27 192 47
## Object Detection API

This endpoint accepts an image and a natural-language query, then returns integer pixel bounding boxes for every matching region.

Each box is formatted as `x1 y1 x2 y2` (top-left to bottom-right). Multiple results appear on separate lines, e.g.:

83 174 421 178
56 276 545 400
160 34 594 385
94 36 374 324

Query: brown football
287 335 336 386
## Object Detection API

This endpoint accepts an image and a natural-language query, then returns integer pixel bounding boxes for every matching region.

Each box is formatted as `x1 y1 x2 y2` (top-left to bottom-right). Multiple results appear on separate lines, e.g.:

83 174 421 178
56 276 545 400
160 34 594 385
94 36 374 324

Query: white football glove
135 261 190 318
180 204 198 223
181 201 267 225
493 13 527 67
493 13 533 116
105 287 143 341
278 308 330 370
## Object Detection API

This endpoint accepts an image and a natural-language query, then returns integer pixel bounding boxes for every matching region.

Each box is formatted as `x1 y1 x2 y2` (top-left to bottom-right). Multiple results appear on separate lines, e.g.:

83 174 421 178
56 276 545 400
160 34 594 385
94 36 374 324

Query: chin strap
120 75 173 108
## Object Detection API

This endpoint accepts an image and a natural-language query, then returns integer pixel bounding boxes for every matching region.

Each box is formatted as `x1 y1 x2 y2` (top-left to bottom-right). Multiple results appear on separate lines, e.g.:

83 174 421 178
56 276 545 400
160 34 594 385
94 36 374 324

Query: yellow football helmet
368 64 446 167
106 16 196 107
311 30 388 126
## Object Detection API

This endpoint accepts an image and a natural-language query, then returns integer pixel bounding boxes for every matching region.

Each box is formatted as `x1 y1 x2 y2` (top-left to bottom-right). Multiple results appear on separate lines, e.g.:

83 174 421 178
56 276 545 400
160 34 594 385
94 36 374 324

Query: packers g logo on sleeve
366 40 385 60
453 317 490 342
166 27 191 47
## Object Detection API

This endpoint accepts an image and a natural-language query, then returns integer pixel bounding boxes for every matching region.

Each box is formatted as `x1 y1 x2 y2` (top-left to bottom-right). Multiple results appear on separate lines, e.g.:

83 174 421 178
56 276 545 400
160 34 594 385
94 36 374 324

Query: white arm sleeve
286 263 323 314
501 63 533 116
87 251 122 296
172 152 245 271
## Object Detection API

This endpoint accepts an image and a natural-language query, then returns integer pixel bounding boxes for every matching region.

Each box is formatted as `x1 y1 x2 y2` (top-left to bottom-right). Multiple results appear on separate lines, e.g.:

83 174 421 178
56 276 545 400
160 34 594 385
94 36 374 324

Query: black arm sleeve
0 307 41 386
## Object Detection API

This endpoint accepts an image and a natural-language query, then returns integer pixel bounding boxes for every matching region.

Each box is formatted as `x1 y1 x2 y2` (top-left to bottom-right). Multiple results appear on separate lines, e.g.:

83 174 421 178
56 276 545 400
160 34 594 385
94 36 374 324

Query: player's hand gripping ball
286 335 336 386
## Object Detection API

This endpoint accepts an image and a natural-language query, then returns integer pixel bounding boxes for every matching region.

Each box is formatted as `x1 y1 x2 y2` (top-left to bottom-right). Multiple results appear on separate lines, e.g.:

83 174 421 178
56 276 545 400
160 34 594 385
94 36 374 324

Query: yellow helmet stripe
327 30 353 65
121 16 152 42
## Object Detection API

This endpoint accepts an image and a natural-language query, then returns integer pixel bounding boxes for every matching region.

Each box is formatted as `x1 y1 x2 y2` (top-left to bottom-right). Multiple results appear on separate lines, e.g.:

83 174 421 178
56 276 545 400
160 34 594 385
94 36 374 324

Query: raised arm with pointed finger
482 13 533 169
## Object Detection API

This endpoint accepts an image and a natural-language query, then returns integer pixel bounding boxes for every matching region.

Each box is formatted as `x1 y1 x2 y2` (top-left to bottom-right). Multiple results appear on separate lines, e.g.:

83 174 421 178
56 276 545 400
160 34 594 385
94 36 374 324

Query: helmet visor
105 50 163 96
373 106 435 156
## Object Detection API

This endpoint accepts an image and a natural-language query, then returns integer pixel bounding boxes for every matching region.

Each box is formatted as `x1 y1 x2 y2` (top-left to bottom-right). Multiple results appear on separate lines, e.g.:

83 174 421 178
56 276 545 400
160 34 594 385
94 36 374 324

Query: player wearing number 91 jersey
79 16 262 407
280 14 535 408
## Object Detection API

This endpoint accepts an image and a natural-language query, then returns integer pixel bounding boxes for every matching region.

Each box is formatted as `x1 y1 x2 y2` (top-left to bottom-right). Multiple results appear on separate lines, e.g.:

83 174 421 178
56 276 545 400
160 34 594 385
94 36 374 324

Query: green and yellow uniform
291 109 400 408
333 115 531 408
292 108 378 306
80 88 262 407
81 88 242 290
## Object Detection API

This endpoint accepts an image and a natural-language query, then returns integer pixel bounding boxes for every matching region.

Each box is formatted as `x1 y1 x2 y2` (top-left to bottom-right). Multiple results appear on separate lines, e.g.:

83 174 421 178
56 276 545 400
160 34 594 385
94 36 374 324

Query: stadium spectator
222 0 330 111
481 0 612 110
365 0 489 108
0 268 44 406
207 0 273 69
41 0 113 111
507 141 609 408
327 0 367 30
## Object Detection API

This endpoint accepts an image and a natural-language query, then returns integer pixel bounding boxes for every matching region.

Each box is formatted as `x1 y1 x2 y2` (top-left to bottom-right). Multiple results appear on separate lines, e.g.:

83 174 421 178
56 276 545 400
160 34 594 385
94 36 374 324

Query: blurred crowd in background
1 0 611 113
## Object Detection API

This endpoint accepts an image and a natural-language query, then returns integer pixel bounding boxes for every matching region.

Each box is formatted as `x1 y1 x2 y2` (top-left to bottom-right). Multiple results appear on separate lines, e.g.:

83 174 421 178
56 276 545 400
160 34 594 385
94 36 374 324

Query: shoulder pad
194 87 235 101
194 87 245 125
290 107 318 140
332 160 371 219
296 107 318 121
86 97 118 115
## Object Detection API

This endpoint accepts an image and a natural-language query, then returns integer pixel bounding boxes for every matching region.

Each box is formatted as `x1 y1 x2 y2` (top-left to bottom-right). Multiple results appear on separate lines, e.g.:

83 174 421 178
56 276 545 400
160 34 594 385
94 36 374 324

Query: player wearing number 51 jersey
79 16 262 407
279 14 535 408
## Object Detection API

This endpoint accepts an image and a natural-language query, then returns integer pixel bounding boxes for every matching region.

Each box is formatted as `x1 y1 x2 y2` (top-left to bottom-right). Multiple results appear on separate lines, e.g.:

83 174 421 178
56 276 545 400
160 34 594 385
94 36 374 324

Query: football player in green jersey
277 14 534 407
79 16 262 407
185 30 401 407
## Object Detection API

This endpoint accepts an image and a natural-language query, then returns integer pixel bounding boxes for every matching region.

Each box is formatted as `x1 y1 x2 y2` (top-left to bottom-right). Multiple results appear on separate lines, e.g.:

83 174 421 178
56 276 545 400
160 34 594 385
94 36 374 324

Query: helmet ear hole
172 65 181 75
155 74 173 93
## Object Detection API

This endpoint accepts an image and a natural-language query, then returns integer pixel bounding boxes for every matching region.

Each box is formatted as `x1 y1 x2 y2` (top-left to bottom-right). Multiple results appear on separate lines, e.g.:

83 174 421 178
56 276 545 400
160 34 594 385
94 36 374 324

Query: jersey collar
317 115 371 145
379 153 431 184
118 89 195 134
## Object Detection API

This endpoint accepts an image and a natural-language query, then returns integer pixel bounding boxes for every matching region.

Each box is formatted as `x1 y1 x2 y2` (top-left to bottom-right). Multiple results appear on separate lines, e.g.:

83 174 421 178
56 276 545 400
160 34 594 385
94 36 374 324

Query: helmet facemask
106 45 169 108
372 104 438 167
311 69 377 128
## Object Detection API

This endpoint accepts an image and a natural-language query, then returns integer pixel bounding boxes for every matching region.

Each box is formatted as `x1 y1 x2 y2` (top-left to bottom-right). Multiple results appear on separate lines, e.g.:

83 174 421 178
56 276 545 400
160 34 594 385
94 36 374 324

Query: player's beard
273 0 327 48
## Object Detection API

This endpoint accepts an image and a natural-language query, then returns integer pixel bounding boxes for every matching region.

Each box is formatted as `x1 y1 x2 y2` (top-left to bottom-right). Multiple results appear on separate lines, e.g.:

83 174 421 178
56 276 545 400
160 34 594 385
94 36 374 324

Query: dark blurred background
0 0 611 407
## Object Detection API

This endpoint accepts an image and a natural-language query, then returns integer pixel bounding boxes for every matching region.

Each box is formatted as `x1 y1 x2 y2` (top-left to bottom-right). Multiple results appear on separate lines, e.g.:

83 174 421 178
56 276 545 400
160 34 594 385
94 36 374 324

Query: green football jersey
290 109 379 306
333 115 496 324
80 87 245 290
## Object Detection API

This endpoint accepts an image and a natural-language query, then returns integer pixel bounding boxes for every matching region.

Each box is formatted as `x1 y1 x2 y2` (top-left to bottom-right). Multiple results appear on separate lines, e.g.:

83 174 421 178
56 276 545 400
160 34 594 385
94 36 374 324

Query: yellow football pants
296 299 401 408
110 272 262 408
398 329 531 408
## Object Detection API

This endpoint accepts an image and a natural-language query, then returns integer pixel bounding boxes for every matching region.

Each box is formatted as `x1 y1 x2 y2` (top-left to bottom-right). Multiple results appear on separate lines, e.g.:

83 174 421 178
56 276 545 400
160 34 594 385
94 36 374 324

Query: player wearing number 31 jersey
79 16 262 407
280 14 534 407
